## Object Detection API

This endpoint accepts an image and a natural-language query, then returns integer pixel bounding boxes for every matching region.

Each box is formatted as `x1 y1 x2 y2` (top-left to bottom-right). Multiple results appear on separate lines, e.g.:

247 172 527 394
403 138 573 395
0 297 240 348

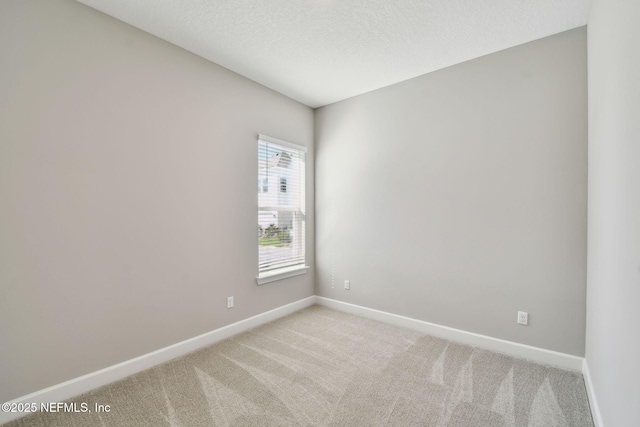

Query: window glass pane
257 136 305 275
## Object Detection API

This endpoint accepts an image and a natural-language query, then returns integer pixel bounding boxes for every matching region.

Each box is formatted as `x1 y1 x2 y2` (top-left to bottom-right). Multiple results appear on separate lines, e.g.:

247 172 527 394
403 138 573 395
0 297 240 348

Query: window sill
256 265 310 285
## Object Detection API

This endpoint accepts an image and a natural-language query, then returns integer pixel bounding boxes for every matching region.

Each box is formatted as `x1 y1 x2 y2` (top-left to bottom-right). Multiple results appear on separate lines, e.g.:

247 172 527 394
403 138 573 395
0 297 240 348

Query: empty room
1 0 638 426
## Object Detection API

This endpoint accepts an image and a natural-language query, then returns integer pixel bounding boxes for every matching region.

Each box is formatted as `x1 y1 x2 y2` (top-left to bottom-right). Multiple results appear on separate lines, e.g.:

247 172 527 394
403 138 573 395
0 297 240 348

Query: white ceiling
75 0 591 108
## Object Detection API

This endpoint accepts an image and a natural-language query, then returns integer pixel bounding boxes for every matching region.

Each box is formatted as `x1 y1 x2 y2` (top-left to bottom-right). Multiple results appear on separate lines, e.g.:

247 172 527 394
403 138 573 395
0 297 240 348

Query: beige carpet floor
5 305 593 426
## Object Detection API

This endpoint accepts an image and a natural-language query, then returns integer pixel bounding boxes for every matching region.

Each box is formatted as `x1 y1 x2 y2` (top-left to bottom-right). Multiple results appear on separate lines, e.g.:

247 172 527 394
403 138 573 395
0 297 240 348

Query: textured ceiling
75 0 591 108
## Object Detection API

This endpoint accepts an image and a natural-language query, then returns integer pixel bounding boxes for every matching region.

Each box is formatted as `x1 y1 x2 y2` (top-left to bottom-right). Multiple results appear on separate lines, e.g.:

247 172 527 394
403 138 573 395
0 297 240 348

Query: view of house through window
257 135 306 279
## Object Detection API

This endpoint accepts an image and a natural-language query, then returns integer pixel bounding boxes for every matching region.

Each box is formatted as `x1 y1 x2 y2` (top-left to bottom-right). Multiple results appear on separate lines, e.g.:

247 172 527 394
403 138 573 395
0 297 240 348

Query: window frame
256 134 309 285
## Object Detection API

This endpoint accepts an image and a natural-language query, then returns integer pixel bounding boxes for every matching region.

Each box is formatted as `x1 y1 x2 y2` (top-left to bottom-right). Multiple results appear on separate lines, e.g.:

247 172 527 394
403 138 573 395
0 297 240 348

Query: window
258 178 268 193
257 134 308 284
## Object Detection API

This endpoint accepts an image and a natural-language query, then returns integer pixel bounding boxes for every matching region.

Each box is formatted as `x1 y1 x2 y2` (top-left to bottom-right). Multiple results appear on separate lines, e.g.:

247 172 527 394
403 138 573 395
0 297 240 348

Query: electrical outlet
517 311 528 325
344 280 350 290
227 296 234 309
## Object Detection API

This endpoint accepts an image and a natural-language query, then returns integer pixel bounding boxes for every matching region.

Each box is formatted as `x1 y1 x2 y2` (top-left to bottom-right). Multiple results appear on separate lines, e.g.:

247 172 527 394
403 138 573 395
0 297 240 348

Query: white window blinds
258 135 306 277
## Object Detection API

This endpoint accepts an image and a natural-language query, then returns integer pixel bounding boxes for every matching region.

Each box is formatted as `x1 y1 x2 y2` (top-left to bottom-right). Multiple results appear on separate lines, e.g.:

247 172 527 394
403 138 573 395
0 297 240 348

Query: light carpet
5 305 594 426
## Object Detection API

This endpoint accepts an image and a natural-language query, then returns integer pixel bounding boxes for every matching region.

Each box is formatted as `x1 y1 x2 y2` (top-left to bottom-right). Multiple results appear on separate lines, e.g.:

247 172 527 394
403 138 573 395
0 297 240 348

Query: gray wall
0 0 314 402
586 0 640 425
315 28 587 356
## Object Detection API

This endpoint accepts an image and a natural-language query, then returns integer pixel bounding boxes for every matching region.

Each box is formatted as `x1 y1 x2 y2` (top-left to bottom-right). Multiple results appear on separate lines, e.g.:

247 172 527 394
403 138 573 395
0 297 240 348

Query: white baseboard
315 297 584 372
582 359 603 427
0 296 316 425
